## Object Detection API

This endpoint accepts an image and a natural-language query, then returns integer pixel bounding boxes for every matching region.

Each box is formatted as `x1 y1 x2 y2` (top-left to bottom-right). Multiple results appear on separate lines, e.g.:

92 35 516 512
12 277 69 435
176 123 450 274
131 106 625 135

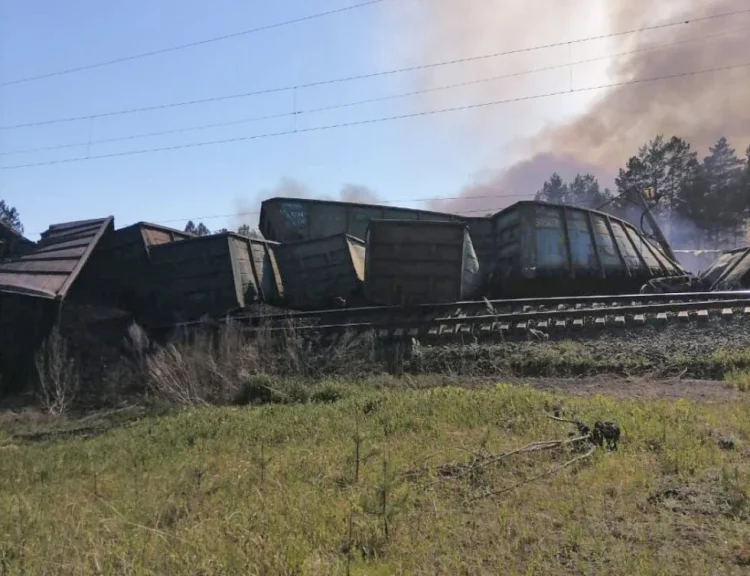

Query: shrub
34 328 79 415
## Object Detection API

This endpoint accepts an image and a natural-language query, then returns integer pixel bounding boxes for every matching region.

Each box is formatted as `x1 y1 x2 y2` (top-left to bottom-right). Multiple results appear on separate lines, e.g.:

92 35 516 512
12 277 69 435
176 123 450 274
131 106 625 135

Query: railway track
207 290 750 342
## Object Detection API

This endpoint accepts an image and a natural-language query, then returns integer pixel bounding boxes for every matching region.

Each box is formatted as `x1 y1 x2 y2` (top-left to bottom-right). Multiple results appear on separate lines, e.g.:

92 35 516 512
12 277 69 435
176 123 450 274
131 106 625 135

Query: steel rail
234 296 750 335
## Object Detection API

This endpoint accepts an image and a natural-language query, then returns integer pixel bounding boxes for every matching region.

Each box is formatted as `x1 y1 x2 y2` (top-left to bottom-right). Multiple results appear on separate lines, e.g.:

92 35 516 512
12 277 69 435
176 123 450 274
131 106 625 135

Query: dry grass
1 382 749 575
145 321 385 406
34 328 80 415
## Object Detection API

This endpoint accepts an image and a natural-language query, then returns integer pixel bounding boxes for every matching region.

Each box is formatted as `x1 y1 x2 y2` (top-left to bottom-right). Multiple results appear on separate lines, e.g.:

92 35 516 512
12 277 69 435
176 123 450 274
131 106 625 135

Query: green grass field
2 381 750 575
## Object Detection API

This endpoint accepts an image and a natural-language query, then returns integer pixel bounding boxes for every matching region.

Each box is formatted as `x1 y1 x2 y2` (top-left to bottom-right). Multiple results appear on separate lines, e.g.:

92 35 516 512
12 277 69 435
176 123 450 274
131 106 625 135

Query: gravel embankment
415 316 750 378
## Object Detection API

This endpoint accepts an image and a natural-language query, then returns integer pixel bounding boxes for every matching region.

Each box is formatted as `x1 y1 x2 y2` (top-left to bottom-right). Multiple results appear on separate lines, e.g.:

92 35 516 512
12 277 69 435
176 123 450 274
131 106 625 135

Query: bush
234 376 288 406
310 381 347 403
34 328 79 415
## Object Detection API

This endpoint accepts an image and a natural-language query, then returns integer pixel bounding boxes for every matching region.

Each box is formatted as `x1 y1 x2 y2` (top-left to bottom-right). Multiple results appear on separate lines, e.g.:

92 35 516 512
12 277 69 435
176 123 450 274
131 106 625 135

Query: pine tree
698 137 745 241
615 136 699 220
568 174 611 209
0 200 24 234
535 173 569 204
184 220 211 236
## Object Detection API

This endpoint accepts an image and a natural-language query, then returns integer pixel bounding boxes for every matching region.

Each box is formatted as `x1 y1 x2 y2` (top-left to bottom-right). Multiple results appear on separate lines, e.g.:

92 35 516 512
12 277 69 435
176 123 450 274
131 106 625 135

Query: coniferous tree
184 220 211 236
697 137 745 239
615 135 700 220
0 200 23 234
535 173 569 204
568 174 612 209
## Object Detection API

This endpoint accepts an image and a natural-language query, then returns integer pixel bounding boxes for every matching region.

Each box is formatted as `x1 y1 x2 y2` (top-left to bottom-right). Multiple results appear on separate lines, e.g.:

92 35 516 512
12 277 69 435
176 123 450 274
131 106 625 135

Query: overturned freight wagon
365 220 481 305
698 246 750 291
148 232 283 322
258 197 496 270
489 201 686 297
259 197 468 242
74 221 194 318
0 217 115 393
273 234 366 310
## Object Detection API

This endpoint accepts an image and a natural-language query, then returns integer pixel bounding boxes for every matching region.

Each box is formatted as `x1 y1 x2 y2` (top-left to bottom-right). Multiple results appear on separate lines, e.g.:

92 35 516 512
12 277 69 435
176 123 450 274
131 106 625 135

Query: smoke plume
387 0 750 213
233 179 381 232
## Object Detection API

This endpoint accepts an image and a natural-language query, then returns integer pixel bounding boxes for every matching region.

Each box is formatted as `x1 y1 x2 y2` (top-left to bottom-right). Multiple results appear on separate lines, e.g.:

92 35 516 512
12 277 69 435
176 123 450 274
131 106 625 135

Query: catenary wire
0 0 387 87
4 60 749 171
25 193 537 235
3 25 746 158
2 6 748 130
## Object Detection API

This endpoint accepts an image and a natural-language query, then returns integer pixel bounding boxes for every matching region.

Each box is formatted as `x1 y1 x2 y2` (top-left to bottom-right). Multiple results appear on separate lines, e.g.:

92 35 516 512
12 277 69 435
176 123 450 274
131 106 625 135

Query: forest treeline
3 135 748 247
535 135 750 245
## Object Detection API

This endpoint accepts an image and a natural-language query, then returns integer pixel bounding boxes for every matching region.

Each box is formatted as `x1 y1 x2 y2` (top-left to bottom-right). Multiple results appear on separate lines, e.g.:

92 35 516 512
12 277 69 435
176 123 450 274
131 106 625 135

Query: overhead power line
3 60 748 171
3 25 745 158
26 193 535 235
2 6 748 131
0 0 386 87
155 194 533 224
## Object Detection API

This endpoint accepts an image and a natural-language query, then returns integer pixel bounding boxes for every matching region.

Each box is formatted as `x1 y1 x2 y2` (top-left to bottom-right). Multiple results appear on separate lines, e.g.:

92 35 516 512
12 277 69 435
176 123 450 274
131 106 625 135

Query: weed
2 382 749 574
34 328 79 415
724 369 750 392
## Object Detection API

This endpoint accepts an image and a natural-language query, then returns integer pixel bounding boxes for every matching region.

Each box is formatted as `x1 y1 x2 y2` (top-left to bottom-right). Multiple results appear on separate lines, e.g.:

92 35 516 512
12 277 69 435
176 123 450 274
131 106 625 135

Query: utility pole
635 185 678 263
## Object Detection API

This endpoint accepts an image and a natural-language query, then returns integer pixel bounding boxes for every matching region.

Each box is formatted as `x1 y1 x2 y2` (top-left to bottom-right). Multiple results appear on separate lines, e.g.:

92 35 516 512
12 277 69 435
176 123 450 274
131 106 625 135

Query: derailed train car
699 247 750 291
148 232 283 322
273 234 366 310
259 197 466 243
365 220 482 305
489 202 686 297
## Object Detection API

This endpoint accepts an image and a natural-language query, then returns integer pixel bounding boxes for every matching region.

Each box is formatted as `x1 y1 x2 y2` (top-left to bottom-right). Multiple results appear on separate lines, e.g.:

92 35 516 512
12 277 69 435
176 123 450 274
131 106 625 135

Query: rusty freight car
364 220 481 305
259 197 468 243
74 221 194 317
148 232 283 322
490 202 686 297
273 233 366 310
0 217 115 393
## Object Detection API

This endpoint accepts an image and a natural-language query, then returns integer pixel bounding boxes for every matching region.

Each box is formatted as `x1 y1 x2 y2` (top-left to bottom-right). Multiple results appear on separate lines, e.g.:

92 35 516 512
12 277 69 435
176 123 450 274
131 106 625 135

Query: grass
1 381 750 575
724 370 750 392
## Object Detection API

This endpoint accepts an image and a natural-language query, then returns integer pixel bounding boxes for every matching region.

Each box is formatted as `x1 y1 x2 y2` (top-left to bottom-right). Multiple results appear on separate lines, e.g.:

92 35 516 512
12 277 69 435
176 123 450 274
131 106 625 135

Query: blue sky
0 0 614 239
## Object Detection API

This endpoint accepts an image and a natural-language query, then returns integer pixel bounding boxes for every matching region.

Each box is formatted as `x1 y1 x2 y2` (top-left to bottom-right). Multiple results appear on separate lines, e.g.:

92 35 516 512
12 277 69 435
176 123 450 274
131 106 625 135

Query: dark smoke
424 0 750 213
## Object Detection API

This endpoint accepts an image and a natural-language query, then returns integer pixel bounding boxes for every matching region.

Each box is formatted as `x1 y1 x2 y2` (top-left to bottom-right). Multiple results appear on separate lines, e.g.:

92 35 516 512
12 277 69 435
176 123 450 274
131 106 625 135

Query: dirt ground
516 375 738 402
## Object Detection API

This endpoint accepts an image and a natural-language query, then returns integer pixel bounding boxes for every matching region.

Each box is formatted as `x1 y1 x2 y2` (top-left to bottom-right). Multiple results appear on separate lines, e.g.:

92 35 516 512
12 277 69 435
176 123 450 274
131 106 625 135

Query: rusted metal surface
229 234 284 304
72 222 193 314
273 234 365 310
0 217 114 300
0 291 59 394
365 220 481 305
700 247 750 290
491 202 685 297
148 232 283 321
259 197 466 243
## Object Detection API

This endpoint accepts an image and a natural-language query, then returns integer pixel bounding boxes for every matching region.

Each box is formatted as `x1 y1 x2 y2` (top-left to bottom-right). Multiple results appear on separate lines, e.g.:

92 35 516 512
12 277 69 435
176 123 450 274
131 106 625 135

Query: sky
1 0 743 241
